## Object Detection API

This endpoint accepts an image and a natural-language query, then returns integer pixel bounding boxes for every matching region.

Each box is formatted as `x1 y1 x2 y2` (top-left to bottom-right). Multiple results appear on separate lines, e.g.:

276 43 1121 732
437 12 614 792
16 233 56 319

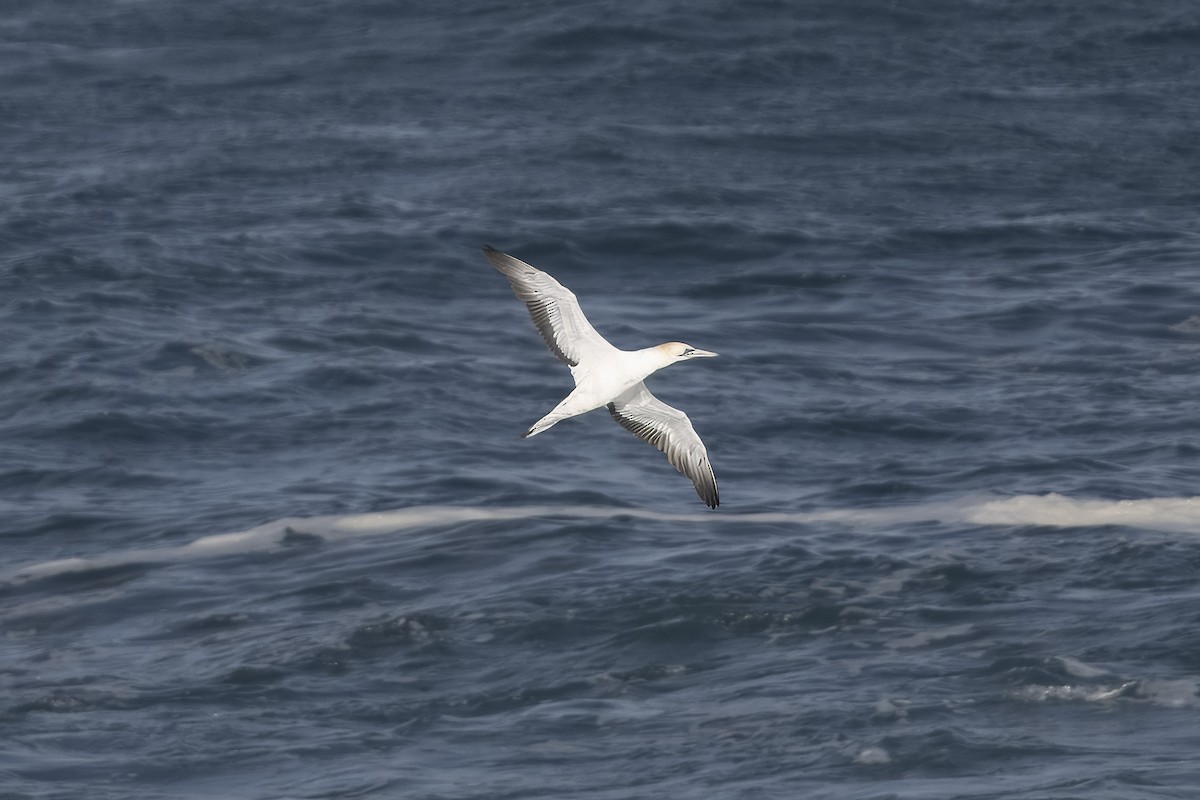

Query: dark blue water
5 2 1200 797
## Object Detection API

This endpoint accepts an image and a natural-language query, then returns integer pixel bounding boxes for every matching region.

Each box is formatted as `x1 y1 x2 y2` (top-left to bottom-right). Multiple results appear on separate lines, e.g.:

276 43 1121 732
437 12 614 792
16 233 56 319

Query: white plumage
484 246 720 509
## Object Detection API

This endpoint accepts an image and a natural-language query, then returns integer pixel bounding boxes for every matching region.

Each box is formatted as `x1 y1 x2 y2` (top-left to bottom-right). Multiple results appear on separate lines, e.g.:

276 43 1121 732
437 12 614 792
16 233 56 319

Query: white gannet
484 246 720 509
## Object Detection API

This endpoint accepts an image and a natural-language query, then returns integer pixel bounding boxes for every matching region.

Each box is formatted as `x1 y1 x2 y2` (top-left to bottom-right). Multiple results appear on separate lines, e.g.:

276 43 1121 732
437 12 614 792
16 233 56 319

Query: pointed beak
690 349 718 358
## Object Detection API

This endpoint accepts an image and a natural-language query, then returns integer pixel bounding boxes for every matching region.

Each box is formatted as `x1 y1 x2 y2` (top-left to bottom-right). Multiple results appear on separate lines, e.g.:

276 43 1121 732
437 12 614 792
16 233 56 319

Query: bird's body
528 344 670 436
483 246 720 508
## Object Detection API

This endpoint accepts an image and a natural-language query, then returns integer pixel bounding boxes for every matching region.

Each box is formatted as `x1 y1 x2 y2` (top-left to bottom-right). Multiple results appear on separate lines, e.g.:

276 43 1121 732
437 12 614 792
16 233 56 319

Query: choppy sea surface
5 2 1200 798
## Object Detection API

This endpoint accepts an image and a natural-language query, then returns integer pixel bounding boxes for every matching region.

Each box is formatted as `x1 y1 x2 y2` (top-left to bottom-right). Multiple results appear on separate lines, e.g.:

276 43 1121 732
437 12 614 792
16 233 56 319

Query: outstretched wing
607 383 719 509
483 246 618 367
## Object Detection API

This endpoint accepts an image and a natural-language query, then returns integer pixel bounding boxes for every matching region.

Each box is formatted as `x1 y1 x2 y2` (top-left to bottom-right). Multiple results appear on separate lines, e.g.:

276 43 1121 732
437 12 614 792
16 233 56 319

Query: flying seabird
483 246 720 509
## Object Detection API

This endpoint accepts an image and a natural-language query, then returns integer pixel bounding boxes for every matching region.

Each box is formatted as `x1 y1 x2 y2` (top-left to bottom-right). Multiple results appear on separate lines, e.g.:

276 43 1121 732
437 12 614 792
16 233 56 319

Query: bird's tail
522 412 567 439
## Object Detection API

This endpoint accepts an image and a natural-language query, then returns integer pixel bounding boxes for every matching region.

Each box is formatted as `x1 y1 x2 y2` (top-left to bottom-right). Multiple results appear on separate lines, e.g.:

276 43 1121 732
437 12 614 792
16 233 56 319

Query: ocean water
4 1 1200 797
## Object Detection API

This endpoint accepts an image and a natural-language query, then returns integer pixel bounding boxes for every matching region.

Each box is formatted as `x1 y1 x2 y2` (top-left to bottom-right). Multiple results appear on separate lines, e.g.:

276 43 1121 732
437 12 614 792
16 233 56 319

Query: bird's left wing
483 246 618 367
607 382 719 509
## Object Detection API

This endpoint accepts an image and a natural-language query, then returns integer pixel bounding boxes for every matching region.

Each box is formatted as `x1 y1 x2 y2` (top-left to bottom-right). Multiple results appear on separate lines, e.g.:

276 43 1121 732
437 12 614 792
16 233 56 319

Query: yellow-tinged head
656 342 718 361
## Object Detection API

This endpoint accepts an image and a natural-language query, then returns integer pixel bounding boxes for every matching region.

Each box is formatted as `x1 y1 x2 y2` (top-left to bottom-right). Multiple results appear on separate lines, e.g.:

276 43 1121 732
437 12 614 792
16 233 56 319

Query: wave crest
7 494 1198 584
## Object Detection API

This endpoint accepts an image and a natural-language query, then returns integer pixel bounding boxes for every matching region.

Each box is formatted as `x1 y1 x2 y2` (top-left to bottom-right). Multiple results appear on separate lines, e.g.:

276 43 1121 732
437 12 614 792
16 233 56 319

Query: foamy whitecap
6 494 1199 584
964 494 1200 533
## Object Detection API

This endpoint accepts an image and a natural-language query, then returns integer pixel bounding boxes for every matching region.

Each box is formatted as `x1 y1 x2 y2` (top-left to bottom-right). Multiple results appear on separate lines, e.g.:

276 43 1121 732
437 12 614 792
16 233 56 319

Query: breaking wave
7 493 1199 584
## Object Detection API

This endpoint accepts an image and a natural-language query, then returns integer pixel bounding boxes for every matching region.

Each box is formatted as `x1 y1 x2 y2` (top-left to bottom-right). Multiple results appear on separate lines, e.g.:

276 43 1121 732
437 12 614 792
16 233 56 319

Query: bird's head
657 342 718 363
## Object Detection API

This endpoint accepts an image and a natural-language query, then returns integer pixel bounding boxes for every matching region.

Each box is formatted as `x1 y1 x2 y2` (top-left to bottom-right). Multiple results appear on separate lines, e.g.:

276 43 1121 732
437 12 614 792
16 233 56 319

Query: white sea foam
1018 676 1200 708
852 746 892 765
7 494 1200 584
961 494 1200 532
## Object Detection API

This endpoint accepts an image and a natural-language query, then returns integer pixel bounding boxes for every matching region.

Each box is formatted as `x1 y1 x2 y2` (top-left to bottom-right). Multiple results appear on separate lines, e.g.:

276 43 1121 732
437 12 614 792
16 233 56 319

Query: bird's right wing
607 382 719 509
483 246 618 367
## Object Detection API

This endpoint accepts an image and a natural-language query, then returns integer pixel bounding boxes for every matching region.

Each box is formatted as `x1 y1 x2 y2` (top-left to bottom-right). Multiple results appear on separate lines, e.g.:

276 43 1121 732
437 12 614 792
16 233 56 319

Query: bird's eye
683 348 695 356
